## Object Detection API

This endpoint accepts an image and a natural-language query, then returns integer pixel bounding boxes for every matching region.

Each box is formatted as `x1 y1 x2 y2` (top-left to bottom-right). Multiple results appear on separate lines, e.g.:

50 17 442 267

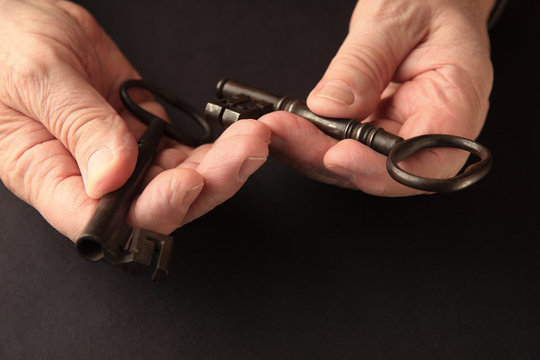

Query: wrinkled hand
261 0 495 196
0 0 269 240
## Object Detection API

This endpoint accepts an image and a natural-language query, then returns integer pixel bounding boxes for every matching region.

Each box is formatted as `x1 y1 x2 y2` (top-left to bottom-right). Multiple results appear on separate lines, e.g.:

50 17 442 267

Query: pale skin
0 0 495 240
0 0 270 240
260 0 496 196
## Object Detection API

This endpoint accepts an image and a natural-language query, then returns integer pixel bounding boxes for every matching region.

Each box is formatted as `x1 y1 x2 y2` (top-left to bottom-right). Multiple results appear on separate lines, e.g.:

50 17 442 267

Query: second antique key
205 79 492 193
76 116 174 285
75 80 212 285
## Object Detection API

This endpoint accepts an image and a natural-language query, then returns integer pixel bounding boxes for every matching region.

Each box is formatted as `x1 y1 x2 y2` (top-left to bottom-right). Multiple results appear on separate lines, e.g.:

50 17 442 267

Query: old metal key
76 80 211 284
205 79 492 193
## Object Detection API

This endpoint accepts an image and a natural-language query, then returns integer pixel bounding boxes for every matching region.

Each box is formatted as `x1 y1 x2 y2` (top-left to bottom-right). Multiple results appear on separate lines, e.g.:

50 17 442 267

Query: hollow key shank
76 118 173 285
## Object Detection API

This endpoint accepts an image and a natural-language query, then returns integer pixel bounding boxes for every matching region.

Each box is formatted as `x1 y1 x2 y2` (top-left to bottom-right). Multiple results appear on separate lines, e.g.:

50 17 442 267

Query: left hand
0 0 270 240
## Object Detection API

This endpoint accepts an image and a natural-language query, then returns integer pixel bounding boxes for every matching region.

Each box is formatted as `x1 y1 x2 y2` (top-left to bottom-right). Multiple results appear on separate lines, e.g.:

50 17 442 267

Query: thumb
10 68 138 199
307 2 429 119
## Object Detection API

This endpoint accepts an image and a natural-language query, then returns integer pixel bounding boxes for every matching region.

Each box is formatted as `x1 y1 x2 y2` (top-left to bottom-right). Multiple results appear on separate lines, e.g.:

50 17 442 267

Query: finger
182 120 270 224
127 168 204 235
127 120 270 233
55 0 145 105
323 139 416 196
259 111 355 187
0 110 97 239
2 0 151 199
2 65 139 200
323 133 470 197
307 1 430 119
138 144 204 189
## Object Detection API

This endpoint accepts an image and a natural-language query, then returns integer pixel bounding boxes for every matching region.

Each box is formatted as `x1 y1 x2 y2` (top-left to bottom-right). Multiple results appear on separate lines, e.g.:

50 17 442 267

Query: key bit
120 229 174 285
205 94 273 127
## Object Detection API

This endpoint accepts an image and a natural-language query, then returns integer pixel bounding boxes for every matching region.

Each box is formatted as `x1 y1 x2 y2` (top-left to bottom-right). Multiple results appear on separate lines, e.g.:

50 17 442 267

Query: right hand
260 0 495 196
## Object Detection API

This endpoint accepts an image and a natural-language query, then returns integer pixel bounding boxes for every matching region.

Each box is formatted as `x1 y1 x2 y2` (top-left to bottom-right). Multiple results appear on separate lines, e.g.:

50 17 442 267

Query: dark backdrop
1 1 539 359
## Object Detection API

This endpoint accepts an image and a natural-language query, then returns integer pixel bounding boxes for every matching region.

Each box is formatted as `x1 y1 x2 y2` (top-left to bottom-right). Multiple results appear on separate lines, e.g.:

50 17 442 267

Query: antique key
205 79 492 193
75 80 211 284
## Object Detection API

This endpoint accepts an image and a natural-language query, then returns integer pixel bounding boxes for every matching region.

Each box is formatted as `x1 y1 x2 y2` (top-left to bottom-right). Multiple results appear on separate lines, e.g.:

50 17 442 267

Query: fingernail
239 157 267 182
86 148 113 193
315 80 355 105
183 183 204 206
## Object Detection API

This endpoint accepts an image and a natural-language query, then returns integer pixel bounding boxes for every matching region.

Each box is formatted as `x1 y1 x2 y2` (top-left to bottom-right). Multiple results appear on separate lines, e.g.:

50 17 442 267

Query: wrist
480 0 498 18
460 0 498 26
487 0 508 28
436 0 503 30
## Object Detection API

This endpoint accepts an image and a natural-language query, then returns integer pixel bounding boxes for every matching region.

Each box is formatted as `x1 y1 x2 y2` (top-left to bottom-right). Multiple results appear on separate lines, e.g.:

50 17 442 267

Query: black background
1 1 539 359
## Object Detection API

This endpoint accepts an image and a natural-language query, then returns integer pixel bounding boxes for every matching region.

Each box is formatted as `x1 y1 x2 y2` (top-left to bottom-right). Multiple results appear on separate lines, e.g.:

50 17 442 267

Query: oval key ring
120 79 213 146
386 134 493 192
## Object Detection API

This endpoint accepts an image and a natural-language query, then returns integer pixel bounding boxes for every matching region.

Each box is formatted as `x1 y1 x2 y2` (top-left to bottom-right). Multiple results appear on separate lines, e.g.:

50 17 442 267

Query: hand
0 0 269 240
260 0 495 196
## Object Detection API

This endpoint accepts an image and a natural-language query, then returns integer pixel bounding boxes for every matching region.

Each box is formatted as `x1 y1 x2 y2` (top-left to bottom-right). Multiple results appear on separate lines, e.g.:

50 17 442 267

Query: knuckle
351 0 432 31
333 41 389 92
218 120 271 148
57 1 101 43
1 53 52 112
64 112 118 155
228 118 271 136
430 65 490 135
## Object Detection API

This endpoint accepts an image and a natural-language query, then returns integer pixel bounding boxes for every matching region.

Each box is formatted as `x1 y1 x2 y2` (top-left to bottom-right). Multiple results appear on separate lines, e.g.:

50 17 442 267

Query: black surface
1 1 539 359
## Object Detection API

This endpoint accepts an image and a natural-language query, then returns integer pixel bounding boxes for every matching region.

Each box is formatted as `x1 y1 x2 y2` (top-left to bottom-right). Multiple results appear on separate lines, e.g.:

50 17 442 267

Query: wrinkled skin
0 0 495 241
260 0 495 196
0 0 269 240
